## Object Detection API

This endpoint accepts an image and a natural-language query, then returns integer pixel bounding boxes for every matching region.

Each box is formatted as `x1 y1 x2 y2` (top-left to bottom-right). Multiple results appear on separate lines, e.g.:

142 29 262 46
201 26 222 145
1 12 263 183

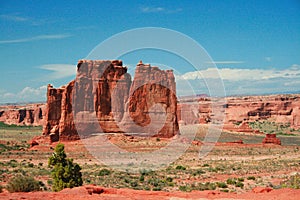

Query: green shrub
193 169 205 176
6 175 41 192
130 181 138 187
197 182 216 191
221 189 229 192
166 177 173 182
153 187 162 191
28 163 34 168
48 143 83 192
238 177 244 182
217 182 228 188
179 185 192 192
8 160 18 168
98 169 111 176
226 178 236 185
235 181 244 188
139 175 145 182
247 176 256 180
139 169 153 176
175 165 186 170
281 174 300 189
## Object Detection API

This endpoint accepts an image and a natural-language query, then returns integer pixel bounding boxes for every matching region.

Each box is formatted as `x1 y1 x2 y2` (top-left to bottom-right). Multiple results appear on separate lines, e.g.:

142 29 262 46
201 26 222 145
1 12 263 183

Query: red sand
0 185 299 200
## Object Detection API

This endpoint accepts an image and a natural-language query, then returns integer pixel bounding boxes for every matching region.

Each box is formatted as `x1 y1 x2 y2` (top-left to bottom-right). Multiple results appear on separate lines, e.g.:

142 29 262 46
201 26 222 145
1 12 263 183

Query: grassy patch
248 121 299 135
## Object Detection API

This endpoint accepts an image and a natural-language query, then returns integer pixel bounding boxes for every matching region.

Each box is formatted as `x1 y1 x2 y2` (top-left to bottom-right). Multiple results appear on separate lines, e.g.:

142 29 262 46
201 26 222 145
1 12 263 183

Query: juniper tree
48 143 83 191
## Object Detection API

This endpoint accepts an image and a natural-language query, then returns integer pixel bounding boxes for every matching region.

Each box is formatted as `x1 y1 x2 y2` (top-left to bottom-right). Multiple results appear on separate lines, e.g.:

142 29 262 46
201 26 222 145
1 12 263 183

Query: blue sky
0 0 299 103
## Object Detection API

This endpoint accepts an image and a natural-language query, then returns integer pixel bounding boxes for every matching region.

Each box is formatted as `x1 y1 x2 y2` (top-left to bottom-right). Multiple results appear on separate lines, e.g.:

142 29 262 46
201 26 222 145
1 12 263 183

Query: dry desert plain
0 122 299 199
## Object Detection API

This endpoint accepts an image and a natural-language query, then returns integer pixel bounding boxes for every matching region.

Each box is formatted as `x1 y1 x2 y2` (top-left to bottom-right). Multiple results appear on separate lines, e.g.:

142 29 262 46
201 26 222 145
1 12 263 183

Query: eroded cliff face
0 104 45 126
42 60 179 142
178 95 300 131
73 60 131 135
120 61 179 138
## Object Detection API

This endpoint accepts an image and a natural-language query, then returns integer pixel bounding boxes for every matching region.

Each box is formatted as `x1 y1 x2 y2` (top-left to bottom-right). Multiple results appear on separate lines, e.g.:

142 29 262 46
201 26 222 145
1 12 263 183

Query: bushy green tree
48 143 83 191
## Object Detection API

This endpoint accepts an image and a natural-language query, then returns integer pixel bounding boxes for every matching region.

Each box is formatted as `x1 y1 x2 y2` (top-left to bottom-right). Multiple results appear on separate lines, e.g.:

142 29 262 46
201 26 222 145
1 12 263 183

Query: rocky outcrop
43 60 179 142
73 60 131 135
0 104 45 126
178 94 300 133
262 134 281 145
43 81 78 142
120 61 179 137
224 95 300 130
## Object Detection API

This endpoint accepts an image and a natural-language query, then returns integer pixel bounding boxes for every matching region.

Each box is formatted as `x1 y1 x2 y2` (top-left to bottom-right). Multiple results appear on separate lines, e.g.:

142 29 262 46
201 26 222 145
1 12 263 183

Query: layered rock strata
177 95 300 132
42 60 179 142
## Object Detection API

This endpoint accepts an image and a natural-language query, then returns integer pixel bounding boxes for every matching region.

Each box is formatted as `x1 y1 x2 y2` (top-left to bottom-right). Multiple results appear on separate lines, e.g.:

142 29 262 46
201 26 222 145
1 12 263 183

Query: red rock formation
74 60 131 135
177 94 300 133
120 61 179 138
0 104 45 126
262 134 281 145
226 140 244 144
43 60 179 141
43 84 70 142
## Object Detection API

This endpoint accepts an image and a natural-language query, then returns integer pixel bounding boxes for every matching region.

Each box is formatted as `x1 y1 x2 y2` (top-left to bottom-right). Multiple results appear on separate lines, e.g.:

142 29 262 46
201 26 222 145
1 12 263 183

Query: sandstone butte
42 60 179 142
0 61 299 143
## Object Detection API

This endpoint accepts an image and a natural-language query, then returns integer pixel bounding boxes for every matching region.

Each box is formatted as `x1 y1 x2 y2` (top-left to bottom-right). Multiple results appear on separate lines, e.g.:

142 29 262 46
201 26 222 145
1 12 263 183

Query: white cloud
140 6 182 13
176 65 300 81
265 57 272 62
0 86 47 104
0 14 29 22
175 65 300 96
0 34 72 44
205 61 244 64
39 64 76 80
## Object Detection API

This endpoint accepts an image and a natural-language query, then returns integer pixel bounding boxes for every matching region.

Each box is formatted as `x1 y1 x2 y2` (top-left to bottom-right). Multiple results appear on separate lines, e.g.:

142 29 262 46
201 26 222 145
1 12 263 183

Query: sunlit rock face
42 60 179 142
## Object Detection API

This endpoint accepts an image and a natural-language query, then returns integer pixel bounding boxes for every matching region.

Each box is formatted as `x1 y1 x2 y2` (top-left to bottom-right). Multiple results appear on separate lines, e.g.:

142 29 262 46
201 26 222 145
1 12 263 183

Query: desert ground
0 122 299 199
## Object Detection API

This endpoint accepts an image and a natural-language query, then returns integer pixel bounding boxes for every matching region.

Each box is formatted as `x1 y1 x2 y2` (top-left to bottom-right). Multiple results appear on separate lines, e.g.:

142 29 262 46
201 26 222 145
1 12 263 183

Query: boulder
262 134 281 145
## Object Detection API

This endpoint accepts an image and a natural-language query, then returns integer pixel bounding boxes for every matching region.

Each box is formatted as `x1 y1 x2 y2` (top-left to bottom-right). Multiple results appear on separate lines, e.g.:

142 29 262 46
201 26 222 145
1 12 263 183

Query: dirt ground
0 185 299 200
0 124 300 199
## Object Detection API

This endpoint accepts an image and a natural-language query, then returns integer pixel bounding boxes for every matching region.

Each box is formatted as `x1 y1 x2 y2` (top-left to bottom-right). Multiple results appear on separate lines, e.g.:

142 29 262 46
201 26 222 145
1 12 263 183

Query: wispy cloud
39 64 76 80
0 85 47 104
0 34 72 44
0 14 29 22
175 64 300 96
140 6 182 13
265 57 272 62
176 64 300 81
65 25 97 31
0 13 58 26
205 61 245 64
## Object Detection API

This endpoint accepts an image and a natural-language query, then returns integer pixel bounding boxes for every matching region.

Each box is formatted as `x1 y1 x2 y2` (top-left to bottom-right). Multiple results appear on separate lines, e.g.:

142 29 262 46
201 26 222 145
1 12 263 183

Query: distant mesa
0 103 45 126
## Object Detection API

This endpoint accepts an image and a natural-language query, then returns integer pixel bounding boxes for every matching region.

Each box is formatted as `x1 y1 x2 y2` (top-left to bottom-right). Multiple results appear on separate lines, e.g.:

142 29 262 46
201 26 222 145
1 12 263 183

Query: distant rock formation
0 104 45 126
42 60 179 142
262 134 281 145
178 95 300 132
1 63 299 140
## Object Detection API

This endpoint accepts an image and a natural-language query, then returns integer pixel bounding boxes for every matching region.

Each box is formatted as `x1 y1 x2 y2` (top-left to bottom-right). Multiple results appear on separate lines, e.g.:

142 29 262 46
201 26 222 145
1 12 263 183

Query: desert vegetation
249 121 300 135
0 124 299 194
